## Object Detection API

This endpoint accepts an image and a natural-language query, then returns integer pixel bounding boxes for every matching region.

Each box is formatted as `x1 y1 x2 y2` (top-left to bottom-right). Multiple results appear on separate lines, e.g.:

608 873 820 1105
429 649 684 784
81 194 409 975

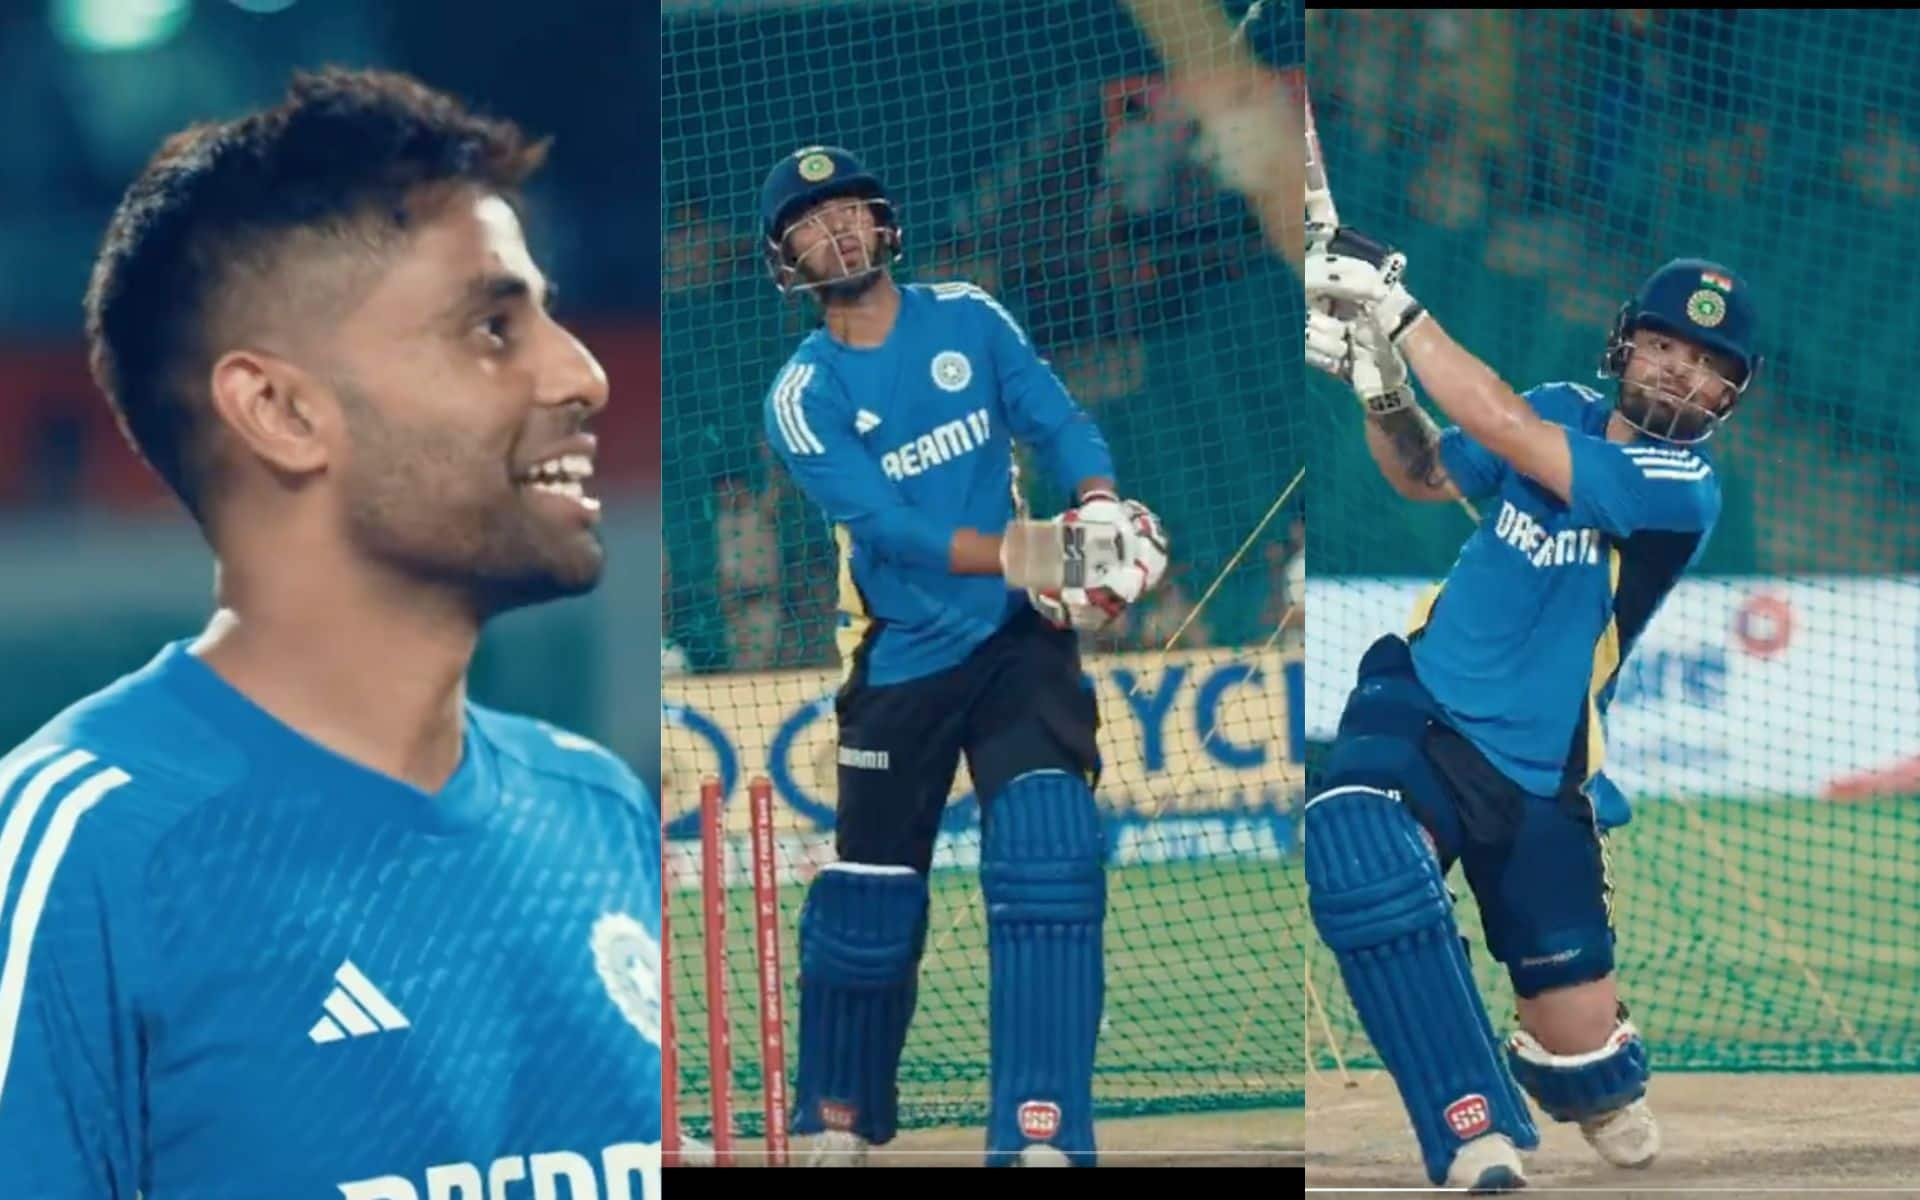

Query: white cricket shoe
805 1130 871 1167
1579 1098 1660 1168
1014 1144 1072 1167
1445 1133 1528 1194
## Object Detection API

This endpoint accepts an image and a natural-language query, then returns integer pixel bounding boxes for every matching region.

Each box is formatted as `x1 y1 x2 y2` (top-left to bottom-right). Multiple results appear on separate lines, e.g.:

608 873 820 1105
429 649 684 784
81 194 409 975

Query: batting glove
1306 308 1415 418
1028 494 1170 633
1074 494 1169 604
1304 227 1428 345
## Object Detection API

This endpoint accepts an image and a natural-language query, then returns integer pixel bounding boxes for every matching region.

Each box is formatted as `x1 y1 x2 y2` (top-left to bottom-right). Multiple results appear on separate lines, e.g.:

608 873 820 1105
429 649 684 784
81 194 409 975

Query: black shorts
1327 635 1615 997
833 606 1101 874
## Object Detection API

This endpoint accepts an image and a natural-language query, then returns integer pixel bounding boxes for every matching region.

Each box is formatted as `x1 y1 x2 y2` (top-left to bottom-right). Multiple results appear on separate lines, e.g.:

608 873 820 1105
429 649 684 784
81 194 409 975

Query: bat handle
1306 187 1338 232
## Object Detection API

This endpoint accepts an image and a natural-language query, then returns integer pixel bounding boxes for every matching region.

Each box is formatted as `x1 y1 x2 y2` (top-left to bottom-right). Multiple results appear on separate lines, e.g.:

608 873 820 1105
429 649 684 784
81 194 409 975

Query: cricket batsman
755 145 1169 1167
1301 226 1759 1191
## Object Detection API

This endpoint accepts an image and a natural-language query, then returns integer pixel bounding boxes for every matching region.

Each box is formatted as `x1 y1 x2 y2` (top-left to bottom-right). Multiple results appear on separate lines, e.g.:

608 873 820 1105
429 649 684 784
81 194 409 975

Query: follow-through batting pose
756 146 1168 1167
1303 228 1759 1191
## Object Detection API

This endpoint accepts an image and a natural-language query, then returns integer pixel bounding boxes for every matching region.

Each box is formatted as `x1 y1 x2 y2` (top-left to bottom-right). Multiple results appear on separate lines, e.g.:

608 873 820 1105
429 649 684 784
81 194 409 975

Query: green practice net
662 0 1308 1149
1306 9 1920 1074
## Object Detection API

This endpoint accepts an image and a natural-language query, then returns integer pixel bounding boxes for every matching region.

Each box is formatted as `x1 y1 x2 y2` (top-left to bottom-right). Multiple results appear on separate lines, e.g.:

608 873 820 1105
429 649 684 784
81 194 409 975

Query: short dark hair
84 67 549 521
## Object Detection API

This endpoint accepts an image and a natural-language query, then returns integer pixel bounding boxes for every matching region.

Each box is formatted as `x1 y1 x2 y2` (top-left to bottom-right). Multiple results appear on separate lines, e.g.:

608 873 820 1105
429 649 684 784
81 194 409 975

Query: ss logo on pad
1445 1094 1491 1139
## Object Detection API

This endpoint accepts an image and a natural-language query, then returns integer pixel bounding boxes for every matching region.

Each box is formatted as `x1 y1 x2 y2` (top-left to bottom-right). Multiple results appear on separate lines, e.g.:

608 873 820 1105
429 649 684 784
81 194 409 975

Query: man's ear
206 349 338 478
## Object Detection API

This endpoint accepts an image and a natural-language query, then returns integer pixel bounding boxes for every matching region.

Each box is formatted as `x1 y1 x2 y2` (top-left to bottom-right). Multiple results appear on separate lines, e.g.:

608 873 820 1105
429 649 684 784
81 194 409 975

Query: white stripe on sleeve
772 363 826 456
0 760 132 1102
770 364 808 455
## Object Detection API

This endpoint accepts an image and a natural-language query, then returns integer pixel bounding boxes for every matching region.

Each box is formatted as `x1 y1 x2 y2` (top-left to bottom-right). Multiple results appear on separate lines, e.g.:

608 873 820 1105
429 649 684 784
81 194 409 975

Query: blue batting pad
980 771 1105 1167
1508 1020 1650 1123
1306 785 1539 1184
789 863 929 1143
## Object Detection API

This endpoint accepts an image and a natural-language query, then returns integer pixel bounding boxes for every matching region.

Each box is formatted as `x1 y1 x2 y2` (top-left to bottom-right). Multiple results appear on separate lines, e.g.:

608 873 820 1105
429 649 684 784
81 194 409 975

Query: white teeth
527 479 599 514
522 454 594 483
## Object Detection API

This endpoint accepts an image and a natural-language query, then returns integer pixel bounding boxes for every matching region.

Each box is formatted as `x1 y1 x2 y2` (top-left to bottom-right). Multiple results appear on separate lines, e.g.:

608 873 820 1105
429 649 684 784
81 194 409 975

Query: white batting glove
1028 586 1120 634
1026 494 1170 634
1074 494 1169 604
1304 306 1350 378
1122 499 1170 593
1305 308 1415 417
1304 227 1428 344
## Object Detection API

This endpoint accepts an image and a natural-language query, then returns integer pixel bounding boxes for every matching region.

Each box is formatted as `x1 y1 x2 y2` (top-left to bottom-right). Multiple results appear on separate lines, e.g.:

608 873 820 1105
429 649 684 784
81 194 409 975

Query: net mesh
663 0 1307 1145
1306 9 1920 1073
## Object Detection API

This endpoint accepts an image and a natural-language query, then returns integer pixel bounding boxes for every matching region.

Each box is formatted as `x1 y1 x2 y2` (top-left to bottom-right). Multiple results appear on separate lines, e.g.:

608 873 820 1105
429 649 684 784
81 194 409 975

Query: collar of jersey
813 281 911 352
153 640 501 835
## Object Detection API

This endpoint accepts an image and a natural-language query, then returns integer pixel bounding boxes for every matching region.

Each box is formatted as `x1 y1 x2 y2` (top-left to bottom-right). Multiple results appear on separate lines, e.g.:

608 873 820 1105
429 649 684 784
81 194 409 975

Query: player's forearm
1364 408 1448 499
948 528 1006 576
1397 317 1535 459
845 512 1003 577
1397 315 1579 495
960 476 1120 582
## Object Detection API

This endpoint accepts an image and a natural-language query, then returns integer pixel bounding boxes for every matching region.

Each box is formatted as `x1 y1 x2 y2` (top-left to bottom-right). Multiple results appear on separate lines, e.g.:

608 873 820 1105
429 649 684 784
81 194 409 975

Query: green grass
674 855 1306 1136
1311 797 1920 1072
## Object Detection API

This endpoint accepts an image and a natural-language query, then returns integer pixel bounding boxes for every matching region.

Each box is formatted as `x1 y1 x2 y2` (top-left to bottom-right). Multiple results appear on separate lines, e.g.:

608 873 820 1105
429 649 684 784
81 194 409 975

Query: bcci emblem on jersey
931 350 973 392
592 912 659 1046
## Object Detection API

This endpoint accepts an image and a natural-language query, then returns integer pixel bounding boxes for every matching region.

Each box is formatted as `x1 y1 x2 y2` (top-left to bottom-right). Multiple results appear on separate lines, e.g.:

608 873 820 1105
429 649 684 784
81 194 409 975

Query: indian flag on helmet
1699 270 1734 291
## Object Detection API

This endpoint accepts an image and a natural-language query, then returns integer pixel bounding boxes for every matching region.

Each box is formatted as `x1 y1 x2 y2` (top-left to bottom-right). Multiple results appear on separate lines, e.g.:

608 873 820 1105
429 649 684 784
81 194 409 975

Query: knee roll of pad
1305 785 1538 1184
981 771 1105 1166
799 864 930 985
1507 1019 1650 1123
1320 677 1464 857
791 864 930 1143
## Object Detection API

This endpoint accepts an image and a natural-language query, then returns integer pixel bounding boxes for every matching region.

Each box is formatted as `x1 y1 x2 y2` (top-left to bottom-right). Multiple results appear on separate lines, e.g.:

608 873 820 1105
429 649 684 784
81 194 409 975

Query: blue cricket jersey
764 281 1115 686
0 641 658 1199
1409 381 1721 803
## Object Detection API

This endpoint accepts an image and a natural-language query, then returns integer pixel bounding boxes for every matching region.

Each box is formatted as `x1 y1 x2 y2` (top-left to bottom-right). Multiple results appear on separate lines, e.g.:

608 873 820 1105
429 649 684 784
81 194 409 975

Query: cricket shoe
1445 1133 1527 1193
1013 1144 1071 1167
1579 1098 1660 1168
805 1130 871 1167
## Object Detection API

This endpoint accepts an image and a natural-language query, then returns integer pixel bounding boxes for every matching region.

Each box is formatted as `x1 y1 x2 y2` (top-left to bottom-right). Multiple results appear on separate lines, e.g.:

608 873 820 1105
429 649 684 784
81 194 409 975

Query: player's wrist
958 528 1007 576
1362 385 1416 417
1381 298 1429 346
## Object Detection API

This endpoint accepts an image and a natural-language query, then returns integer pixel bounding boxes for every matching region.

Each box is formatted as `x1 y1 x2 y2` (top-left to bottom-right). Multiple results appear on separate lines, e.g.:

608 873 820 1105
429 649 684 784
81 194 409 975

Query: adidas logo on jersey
881 407 991 481
1494 501 1603 568
337 1142 658 1200
308 960 411 1043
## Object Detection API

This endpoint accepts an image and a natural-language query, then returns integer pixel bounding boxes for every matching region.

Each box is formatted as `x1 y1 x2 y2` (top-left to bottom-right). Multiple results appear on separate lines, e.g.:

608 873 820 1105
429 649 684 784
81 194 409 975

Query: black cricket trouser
832 606 1102 875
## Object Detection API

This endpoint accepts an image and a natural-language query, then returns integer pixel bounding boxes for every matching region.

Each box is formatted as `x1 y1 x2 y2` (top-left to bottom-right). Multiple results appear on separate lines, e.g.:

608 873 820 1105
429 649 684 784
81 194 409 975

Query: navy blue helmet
1601 258 1760 444
758 145 902 294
